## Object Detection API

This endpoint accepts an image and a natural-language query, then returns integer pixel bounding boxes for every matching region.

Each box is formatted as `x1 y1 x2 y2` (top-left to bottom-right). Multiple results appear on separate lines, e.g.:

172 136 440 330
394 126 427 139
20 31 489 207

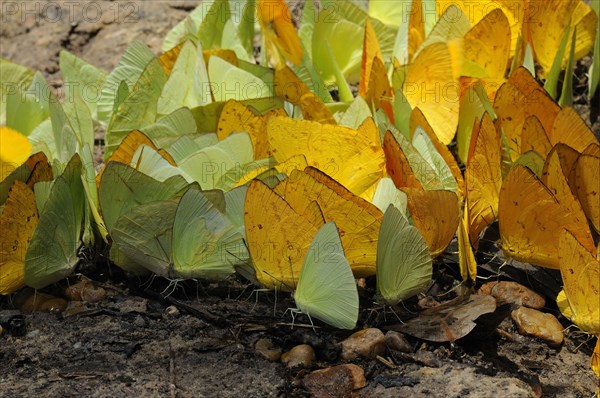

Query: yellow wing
572 145 600 234
267 116 385 196
0 181 39 294
465 113 502 246
359 18 384 97
541 147 594 250
557 229 600 334
550 106 599 153
462 8 511 100
520 115 552 159
273 168 383 277
257 0 303 65
244 180 322 290
217 100 286 159
402 188 460 258
402 42 458 145
498 165 593 269
0 126 32 182
273 65 335 125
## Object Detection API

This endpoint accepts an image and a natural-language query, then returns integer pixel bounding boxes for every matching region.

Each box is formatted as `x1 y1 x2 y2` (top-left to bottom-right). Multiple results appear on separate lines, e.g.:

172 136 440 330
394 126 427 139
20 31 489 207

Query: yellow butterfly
556 229 599 378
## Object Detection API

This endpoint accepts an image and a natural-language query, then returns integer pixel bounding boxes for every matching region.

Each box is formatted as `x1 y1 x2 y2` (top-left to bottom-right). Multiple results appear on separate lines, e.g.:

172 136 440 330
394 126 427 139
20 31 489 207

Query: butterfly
112 188 245 279
376 204 431 305
24 155 84 289
0 126 32 181
292 221 359 330
498 164 594 269
257 0 303 65
556 229 599 378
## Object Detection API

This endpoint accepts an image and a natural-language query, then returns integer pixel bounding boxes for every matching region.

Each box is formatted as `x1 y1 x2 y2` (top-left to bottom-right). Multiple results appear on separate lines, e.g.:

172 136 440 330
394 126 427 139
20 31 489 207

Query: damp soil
1 1 599 397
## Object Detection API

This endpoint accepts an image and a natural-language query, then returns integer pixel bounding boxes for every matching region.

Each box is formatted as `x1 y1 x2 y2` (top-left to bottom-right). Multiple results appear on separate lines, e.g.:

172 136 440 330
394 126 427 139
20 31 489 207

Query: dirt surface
1 1 599 397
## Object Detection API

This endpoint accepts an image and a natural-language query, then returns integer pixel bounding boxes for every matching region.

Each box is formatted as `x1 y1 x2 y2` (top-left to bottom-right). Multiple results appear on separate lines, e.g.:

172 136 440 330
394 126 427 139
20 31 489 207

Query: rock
341 328 386 360
255 338 282 362
385 331 413 353
511 307 564 347
163 305 180 317
14 290 67 314
303 364 366 398
478 281 545 309
281 344 315 369
64 280 106 302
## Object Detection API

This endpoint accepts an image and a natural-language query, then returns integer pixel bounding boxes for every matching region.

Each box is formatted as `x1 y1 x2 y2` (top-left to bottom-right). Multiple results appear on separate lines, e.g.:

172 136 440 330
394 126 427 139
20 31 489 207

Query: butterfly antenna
387 305 403 323
261 270 294 292
307 313 317 334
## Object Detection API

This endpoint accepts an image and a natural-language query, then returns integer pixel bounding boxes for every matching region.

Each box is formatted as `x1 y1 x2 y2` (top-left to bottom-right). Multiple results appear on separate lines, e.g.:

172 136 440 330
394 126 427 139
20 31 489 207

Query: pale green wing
515 150 545 177
131 144 192 183
208 56 271 102
172 189 242 279
0 58 35 125
294 222 359 329
338 96 372 129
105 58 167 159
372 177 408 215
142 108 198 149
376 114 443 190
98 41 155 124
99 161 189 233
376 204 432 306
112 199 177 277
412 128 458 192
157 40 211 115
6 72 49 135
178 133 254 189
24 155 84 288
59 50 107 120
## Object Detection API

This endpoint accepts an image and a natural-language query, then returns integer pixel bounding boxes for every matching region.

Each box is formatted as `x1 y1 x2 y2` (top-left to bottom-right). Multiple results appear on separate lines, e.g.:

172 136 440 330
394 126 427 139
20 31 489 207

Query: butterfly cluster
0 0 598 378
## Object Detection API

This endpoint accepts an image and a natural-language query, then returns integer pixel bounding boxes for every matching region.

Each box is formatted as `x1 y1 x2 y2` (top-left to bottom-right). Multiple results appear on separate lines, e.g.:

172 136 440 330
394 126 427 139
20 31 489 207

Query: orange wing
402 188 460 258
274 65 335 124
0 181 39 294
498 165 594 269
465 113 502 246
383 131 424 191
572 145 600 233
273 168 383 277
257 0 303 65
244 179 322 290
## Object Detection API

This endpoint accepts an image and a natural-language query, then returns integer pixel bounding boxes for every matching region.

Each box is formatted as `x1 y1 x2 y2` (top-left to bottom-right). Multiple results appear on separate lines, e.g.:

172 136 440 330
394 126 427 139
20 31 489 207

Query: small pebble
26 329 40 338
511 307 564 347
385 330 413 353
164 305 179 317
281 344 315 369
133 315 146 327
73 341 82 349
0 325 4 337
478 281 545 309
255 338 282 362
304 364 366 398
341 328 386 360
64 280 106 303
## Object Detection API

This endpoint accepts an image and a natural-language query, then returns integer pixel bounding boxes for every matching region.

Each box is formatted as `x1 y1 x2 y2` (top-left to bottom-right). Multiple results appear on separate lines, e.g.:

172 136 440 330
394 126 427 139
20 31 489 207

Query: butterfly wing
294 222 359 329
0 181 38 294
557 229 600 335
376 205 432 305
24 155 84 288
172 189 242 279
